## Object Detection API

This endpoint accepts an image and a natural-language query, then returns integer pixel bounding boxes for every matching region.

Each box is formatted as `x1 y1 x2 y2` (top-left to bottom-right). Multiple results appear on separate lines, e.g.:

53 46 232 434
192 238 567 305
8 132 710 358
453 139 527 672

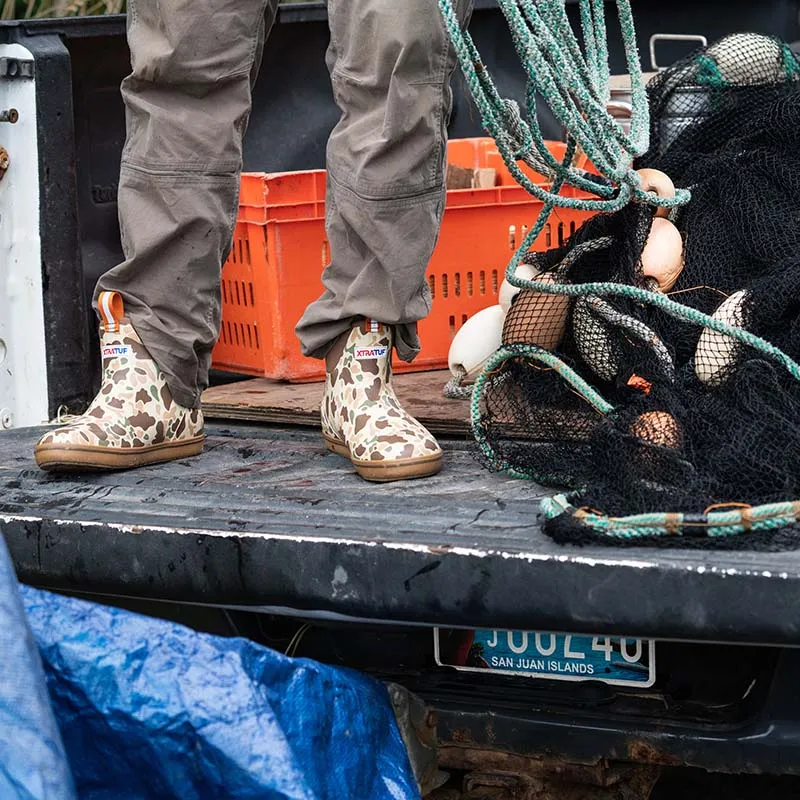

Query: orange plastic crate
212 138 597 381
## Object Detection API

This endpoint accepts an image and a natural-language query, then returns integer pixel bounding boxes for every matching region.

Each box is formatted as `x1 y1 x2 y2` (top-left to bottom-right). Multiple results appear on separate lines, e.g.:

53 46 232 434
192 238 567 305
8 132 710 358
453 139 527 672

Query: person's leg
298 0 474 482
35 0 279 472
101 0 279 409
297 0 474 362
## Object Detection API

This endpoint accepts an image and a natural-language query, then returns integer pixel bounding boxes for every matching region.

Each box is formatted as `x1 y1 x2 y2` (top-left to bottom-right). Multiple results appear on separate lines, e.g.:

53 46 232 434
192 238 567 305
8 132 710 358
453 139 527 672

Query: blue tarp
0 537 420 800
0 539 76 800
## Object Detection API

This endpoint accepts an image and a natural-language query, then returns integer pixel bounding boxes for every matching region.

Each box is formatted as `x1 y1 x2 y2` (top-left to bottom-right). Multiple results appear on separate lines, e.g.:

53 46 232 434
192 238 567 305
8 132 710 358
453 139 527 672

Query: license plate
434 628 655 687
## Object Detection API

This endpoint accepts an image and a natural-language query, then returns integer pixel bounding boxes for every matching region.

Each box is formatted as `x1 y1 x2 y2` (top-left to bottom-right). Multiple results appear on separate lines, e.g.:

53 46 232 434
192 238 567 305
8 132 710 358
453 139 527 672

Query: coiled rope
438 2 800 538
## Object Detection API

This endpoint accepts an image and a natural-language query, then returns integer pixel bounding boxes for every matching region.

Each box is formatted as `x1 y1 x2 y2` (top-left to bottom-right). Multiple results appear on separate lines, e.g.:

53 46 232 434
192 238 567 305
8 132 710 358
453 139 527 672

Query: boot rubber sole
34 435 205 472
322 432 442 483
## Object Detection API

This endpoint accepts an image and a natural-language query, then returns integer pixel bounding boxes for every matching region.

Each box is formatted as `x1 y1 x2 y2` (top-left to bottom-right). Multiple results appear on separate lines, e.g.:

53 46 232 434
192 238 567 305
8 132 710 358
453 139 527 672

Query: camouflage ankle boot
34 291 205 472
321 321 442 482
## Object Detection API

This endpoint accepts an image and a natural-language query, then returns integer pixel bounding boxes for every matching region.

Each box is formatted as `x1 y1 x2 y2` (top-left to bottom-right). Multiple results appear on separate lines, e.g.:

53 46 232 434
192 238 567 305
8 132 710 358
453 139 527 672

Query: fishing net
446 14 800 546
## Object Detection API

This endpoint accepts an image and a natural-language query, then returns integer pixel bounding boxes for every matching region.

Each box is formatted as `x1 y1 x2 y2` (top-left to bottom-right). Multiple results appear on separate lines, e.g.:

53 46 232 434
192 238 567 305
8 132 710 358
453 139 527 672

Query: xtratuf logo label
102 345 132 359
355 346 388 360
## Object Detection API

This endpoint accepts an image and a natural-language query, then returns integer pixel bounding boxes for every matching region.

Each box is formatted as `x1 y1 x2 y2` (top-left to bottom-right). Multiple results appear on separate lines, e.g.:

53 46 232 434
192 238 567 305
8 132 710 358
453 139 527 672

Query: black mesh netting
477 34 800 548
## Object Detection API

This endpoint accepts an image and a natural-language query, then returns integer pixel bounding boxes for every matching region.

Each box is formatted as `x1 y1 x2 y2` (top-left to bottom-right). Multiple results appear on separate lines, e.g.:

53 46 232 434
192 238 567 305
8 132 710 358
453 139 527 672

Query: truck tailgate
2 423 800 645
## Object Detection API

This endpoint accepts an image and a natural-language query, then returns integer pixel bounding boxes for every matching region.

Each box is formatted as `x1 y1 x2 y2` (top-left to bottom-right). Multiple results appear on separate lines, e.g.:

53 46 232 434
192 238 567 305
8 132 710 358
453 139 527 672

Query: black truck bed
3 423 800 646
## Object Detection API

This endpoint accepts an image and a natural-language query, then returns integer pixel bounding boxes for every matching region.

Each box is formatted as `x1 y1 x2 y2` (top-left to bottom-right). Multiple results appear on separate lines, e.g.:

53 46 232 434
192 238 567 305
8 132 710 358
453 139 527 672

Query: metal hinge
0 57 35 80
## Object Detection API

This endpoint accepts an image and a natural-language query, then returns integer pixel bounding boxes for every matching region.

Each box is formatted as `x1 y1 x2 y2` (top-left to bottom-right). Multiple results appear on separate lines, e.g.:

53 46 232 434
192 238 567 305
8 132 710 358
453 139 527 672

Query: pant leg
295 0 474 363
96 0 279 409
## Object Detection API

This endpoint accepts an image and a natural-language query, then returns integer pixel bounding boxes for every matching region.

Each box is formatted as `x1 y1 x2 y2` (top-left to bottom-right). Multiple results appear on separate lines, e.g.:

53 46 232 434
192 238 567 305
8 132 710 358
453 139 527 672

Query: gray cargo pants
95 0 474 409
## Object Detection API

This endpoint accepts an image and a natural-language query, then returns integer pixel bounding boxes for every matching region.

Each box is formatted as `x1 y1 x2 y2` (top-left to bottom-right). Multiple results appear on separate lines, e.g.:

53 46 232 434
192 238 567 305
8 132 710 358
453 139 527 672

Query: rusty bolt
0 146 8 176
0 109 18 124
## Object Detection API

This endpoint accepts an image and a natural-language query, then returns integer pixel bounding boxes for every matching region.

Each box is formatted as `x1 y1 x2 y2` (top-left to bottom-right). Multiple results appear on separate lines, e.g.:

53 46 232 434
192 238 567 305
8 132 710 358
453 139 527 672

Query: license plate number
434 628 655 687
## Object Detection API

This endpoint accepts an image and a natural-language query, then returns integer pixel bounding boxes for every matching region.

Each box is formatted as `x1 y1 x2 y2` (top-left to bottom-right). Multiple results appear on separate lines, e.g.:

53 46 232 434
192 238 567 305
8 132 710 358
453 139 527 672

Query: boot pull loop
98 291 125 333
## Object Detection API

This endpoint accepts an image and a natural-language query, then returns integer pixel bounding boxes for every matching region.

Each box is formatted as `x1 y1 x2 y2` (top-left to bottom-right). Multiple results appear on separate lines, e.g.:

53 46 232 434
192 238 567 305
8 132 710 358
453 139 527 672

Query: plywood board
201 370 472 434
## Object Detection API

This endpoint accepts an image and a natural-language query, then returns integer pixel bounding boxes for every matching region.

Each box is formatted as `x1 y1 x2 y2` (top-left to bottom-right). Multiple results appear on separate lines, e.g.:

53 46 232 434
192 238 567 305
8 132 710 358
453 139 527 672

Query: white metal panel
0 44 48 429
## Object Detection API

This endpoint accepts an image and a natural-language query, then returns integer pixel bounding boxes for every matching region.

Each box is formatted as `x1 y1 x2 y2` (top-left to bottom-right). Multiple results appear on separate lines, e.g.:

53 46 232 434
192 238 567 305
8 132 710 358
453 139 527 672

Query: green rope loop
541 495 800 539
437 0 691 215
470 344 614 479
503 278 800 384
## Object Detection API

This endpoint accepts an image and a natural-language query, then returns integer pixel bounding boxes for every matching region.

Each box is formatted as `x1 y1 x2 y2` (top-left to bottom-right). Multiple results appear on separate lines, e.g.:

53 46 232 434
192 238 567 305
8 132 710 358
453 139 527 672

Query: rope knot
499 99 534 160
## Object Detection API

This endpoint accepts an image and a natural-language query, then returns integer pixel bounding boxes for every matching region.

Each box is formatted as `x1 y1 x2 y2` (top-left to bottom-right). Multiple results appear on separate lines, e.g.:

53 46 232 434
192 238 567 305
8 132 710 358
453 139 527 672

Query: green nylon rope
540 495 800 539
469 281 800 480
473 342 800 539
470 343 614 480
437 0 691 226
498 279 800 385
440 1 800 538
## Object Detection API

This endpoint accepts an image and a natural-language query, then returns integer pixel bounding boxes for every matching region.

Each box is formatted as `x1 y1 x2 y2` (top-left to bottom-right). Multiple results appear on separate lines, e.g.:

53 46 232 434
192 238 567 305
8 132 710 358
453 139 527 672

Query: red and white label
355 346 388 360
102 345 132 359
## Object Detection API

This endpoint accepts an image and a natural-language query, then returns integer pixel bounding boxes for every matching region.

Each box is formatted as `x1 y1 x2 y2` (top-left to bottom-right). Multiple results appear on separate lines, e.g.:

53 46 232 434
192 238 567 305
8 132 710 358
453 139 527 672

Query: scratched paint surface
4 424 800 644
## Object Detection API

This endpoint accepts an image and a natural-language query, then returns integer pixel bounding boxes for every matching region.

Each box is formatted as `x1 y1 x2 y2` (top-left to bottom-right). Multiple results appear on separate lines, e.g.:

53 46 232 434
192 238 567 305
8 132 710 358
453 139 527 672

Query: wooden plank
445 164 497 190
445 163 475 189
201 370 472 434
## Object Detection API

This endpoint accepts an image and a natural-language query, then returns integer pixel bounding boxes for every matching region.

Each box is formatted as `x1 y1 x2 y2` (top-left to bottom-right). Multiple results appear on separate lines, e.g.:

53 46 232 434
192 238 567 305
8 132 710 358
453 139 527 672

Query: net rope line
472 343 800 538
438 2 800 538
438 0 691 399
540 494 800 539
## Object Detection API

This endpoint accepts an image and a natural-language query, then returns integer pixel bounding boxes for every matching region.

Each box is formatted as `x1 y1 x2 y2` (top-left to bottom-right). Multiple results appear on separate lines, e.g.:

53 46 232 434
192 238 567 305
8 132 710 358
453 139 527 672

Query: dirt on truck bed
3 423 800 645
